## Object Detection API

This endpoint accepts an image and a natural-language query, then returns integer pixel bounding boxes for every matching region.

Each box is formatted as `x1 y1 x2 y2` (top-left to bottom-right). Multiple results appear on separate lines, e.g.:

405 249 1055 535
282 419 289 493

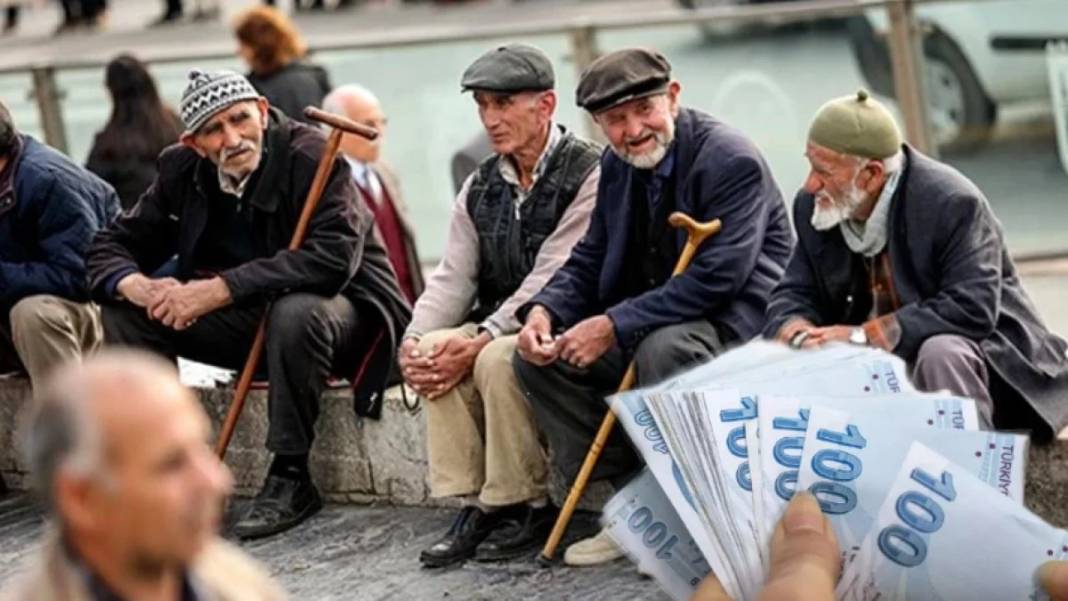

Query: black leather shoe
475 503 557 562
420 506 503 568
232 475 322 540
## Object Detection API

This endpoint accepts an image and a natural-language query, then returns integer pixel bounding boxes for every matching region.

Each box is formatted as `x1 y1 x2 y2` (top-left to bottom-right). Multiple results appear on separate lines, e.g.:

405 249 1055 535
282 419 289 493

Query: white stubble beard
811 181 867 231
613 118 675 170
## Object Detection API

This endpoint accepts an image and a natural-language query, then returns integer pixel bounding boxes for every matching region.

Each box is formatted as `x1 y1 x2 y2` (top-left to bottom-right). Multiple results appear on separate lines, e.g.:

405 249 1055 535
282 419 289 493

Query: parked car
849 0 1068 152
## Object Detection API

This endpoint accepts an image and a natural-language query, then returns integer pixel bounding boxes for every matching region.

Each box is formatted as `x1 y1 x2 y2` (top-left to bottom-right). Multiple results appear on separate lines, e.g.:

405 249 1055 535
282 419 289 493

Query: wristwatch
849 326 868 346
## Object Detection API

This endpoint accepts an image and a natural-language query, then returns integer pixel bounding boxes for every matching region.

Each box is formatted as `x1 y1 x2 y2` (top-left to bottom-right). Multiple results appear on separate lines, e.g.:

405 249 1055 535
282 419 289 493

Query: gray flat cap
576 48 671 113
460 43 555 93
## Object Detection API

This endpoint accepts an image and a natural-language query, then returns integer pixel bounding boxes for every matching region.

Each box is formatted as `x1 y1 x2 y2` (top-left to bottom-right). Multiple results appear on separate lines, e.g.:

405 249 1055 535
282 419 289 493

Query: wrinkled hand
517 306 558 366
777 318 816 348
1041 561 1068 601
692 492 840 601
117 273 181 308
556 315 615 369
401 333 490 400
149 277 231 331
804 325 852 348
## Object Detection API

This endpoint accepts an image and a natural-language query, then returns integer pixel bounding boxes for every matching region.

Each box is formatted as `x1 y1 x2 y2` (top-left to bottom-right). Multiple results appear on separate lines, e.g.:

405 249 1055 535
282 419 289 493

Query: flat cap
576 48 671 113
460 43 554 93
807 89 902 159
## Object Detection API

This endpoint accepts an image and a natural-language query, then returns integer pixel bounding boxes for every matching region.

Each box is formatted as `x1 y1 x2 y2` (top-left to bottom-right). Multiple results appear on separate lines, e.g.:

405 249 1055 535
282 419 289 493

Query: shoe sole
473 536 544 563
234 495 324 541
419 549 475 569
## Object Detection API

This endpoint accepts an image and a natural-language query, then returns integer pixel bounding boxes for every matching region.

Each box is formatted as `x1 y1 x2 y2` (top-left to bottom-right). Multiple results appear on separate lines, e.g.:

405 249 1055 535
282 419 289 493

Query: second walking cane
539 212 722 563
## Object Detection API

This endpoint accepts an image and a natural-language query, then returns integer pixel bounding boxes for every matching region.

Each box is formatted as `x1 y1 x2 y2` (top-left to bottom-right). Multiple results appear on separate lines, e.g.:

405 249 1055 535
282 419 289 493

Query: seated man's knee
634 323 692 378
10 295 73 337
267 293 327 343
916 334 980 368
415 326 469 355
472 336 517 387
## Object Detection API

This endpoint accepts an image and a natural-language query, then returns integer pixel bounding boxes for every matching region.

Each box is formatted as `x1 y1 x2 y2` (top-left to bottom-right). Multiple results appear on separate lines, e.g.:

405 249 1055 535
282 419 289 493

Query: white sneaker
563 528 624 566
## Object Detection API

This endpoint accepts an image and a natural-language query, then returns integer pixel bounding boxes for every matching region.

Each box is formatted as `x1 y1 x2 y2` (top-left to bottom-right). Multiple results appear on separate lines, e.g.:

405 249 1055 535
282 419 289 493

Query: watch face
850 328 867 345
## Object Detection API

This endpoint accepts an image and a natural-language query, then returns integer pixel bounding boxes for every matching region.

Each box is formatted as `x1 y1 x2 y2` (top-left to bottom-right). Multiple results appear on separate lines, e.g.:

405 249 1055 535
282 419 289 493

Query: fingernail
783 491 825 535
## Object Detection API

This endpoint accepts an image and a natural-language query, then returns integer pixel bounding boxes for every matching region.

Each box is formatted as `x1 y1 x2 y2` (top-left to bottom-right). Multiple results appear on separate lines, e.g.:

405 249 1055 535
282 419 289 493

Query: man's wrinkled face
595 82 681 170
803 143 873 231
63 376 233 573
474 90 554 157
182 98 269 180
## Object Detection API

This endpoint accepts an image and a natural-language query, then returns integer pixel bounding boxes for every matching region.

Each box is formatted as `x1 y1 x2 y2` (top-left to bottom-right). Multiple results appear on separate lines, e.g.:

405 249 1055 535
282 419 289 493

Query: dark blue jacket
0 135 118 313
521 108 793 351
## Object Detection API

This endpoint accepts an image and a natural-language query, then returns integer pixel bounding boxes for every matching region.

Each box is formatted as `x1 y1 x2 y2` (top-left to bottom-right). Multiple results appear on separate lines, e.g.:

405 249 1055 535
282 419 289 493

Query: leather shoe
420 506 502 568
475 503 557 562
232 475 322 540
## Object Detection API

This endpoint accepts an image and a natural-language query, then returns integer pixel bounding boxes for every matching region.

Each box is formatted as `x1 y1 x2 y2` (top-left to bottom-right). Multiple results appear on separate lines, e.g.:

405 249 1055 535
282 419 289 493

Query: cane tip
536 553 557 569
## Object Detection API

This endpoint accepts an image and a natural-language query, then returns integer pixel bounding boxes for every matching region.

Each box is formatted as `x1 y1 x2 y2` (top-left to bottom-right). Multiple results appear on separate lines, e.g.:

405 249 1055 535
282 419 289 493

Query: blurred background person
86 54 183 210
233 5 331 125
1 350 285 600
150 0 218 27
55 0 107 34
323 83 424 305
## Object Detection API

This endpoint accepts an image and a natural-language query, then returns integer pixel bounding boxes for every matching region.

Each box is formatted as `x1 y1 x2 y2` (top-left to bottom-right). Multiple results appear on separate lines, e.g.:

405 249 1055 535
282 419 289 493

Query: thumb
690 572 734 601
1040 561 1068 601
759 492 840 601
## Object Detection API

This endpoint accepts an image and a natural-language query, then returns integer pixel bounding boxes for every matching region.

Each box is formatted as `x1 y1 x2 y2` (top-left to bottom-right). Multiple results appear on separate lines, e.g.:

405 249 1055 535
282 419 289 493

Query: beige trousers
4 295 103 388
421 324 548 506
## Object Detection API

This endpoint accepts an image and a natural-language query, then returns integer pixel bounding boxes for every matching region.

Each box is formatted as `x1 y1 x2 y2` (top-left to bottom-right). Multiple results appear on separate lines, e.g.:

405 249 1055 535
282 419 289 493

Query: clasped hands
778 319 853 349
117 273 232 331
398 331 492 400
516 306 615 369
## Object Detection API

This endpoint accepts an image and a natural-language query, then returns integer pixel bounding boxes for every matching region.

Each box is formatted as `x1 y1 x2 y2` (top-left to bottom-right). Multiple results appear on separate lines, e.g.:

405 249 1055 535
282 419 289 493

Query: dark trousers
102 293 363 455
514 319 731 486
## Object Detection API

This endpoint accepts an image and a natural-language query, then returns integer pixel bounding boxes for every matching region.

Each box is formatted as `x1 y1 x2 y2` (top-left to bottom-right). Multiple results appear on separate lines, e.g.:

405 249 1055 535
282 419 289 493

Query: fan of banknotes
602 341 1068 601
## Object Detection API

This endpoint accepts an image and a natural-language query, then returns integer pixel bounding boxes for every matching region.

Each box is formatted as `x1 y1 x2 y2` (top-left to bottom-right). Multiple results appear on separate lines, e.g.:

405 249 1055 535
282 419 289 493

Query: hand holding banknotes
691 492 839 601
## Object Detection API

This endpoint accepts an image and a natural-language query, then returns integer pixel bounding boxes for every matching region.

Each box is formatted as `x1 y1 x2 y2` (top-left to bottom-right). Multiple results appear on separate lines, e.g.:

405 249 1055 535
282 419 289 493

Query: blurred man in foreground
0 350 284 600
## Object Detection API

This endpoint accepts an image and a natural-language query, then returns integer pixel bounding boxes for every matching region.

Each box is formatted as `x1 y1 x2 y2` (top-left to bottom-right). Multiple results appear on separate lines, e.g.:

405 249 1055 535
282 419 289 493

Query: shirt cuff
105 268 139 300
478 319 503 340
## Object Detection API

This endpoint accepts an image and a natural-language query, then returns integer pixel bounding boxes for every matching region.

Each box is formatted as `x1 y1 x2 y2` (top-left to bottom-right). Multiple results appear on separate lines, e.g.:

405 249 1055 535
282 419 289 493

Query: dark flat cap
576 48 672 113
461 43 555 93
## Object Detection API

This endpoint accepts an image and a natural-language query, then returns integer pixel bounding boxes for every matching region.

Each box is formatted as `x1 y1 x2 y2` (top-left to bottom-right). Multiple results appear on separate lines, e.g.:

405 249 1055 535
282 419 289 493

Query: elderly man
0 101 118 503
402 44 600 568
765 90 1068 436
0 101 117 387
87 69 410 540
322 84 424 304
1 351 284 600
513 48 793 565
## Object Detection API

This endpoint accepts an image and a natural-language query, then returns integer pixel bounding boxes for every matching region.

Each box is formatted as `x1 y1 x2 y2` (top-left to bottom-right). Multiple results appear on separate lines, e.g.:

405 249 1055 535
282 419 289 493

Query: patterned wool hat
179 69 261 133
807 89 902 159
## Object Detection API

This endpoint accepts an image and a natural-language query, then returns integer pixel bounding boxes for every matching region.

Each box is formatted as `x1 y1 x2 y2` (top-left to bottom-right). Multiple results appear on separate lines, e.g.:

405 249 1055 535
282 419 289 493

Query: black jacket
87 109 411 418
765 145 1068 437
248 62 332 126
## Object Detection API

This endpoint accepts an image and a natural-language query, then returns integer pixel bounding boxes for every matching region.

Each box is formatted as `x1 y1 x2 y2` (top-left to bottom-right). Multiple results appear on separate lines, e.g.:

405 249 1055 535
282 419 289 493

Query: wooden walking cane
214 106 379 459
539 212 722 563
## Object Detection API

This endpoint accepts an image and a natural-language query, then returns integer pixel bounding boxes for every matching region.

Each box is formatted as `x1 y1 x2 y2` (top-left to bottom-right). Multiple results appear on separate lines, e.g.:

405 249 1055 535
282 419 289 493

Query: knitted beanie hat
179 69 261 133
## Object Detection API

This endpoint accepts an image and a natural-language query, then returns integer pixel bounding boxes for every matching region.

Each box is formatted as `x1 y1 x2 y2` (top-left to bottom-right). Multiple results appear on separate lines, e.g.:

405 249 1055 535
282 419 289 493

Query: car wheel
923 31 997 154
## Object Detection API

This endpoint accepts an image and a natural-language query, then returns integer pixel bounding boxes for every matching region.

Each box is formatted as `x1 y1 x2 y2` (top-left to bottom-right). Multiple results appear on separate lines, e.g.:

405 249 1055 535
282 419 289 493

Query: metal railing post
568 25 605 143
29 66 68 155
885 0 935 155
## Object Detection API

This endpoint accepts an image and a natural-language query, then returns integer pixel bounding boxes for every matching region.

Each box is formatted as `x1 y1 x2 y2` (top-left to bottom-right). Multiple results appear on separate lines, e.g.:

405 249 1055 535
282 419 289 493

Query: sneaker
475 503 557 562
563 528 624 566
419 506 502 568
231 475 323 540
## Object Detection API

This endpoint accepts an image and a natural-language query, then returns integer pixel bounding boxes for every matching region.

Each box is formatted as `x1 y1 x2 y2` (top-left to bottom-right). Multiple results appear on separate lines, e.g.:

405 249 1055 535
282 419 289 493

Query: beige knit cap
807 89 902 159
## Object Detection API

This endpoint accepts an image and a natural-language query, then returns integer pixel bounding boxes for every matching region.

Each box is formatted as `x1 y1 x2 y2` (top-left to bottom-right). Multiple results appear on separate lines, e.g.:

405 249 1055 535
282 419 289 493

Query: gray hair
23 365 104 508
852 149 904 176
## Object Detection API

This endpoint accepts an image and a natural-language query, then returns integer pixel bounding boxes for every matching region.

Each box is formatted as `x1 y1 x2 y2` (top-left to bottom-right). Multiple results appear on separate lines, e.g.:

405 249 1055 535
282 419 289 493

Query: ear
539 90 557 119
179 132 207 158
256 97 270 128
54 471 103 533
860 159 888 194
666 80 682 116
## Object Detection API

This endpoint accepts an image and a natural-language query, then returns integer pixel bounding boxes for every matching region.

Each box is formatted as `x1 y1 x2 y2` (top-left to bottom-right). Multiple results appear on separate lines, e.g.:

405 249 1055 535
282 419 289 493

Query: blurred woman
86 54 183 210
233 6 331 124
